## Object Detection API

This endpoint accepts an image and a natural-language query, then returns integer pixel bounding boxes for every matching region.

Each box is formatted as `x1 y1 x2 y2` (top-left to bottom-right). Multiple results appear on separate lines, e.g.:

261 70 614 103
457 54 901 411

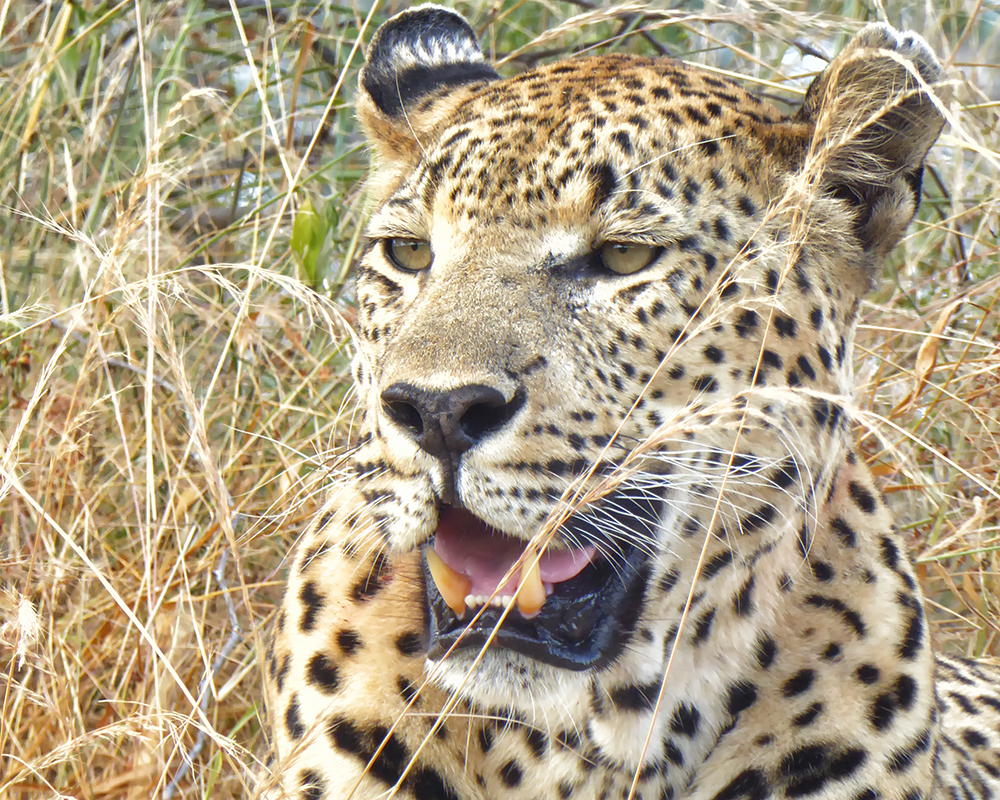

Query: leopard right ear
358 5 499 168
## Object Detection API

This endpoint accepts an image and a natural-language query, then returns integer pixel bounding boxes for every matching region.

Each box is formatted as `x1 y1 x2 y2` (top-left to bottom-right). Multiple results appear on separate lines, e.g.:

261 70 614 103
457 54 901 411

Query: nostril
459 386 527 440
383 400 424 436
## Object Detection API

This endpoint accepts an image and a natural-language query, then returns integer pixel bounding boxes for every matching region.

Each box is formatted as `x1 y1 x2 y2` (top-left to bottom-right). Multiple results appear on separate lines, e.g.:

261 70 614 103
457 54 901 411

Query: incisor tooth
425 547 471 617
517 547 546 618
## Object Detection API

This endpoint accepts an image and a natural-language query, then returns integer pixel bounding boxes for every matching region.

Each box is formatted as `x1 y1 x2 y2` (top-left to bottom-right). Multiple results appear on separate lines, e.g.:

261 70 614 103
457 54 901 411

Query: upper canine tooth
425 547 471 617
517 545 546 618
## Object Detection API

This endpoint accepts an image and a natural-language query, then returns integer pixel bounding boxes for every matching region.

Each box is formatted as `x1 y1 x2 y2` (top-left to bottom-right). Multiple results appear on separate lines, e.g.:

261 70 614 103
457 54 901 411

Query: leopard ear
796 23 945 280
358 5 499 167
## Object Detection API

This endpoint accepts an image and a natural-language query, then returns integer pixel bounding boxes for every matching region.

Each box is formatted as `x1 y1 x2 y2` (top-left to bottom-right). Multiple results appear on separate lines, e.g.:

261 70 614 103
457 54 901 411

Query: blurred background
0 1 997 797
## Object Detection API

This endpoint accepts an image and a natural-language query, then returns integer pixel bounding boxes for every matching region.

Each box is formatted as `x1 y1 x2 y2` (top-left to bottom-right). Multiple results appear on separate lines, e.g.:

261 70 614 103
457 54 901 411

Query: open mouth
422 492 661 671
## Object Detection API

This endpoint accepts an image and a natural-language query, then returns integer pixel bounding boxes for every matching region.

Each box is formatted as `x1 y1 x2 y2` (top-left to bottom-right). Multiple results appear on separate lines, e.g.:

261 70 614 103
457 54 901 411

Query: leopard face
346 6 943 711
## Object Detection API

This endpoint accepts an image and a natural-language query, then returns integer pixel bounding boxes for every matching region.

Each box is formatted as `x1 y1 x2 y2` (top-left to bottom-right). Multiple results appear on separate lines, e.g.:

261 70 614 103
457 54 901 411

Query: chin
429 647 591 717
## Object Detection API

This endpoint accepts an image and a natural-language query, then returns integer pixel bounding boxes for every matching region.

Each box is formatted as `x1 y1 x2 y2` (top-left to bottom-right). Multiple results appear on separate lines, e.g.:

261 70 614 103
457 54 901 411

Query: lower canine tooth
425 547 471 617
517 547 546 618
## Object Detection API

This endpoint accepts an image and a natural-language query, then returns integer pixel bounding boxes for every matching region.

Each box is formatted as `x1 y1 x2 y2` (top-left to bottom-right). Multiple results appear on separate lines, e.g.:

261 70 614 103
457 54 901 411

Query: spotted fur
263 8 1000 799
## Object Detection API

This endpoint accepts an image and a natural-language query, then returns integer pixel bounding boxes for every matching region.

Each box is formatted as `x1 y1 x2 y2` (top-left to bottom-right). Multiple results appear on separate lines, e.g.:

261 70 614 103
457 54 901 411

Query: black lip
424 491 661 671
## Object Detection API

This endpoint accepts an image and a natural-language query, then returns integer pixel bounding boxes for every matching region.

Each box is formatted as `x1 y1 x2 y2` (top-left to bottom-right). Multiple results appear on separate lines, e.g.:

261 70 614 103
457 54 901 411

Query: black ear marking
361 5 499 119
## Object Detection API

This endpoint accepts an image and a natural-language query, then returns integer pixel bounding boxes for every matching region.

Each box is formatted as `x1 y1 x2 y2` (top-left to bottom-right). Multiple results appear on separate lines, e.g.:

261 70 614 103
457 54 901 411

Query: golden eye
599 242 660 275
385 238 432 271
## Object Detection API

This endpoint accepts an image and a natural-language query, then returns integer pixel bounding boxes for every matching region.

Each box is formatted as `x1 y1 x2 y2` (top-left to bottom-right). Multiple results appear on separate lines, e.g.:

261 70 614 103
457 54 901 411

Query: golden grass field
0 1 997 797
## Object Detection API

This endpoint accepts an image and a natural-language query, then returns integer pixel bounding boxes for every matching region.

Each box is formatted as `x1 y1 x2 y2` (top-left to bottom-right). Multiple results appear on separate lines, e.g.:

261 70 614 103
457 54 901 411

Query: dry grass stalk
0 1 997 797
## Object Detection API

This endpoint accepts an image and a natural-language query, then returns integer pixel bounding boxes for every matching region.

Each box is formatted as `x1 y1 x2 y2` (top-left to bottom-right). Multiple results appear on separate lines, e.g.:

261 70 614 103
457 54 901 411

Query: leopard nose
381 383 526 459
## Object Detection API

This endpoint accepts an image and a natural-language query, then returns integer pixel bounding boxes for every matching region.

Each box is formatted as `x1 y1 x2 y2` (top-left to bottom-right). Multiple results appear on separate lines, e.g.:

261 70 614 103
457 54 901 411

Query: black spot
285 694 305 739
660 569 681 592
700 139 721 157
733 575 755 616
755 634 777 669
396 631 425 656
894 674 917 710
671 703 701 737
793 702 823 727
823 643 842 661
783 669 816 697
810 560 834 581
397 675 417 703
367 725 411 785
412 767 462 800
781 744 827 776
704 344 725 363
774 315 797 338
737 196 757 216
726 681 758 715
870 691 898 731
879 536 900 570
898 599 924 661
611 681 660 711
886 730 931 773
524 727 548 758
299 769 325 800
830 517 857 547
733 309 760 339
805 594 866 637
350 552 389 602
612 130 633 155
761 349 783 370
712 768 768 800
693 375 719 392
797 524 813 558
298 581 324 632
693 608 716 643
337 629 362 655
829 747 867 779
307 653 341 694
665 740 685 765
702 551 733 578
962 729 988 748
849 481 877 513
740 504 775 534
589 161 618 211
556 728 581 750
499 758 523 787
327 714 364 755
275 653 290 693
856 664 880 684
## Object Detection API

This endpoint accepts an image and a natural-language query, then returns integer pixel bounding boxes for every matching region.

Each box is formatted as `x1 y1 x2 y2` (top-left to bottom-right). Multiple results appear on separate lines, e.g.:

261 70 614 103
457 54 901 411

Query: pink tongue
433 508 595 597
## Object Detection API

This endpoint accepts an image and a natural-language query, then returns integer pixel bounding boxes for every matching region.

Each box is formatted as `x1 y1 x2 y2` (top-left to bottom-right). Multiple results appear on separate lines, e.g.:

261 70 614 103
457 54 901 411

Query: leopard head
347 5 944 709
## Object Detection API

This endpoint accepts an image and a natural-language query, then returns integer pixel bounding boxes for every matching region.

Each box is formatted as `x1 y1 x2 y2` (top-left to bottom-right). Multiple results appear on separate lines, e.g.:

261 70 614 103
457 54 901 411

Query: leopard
262 6 1000 800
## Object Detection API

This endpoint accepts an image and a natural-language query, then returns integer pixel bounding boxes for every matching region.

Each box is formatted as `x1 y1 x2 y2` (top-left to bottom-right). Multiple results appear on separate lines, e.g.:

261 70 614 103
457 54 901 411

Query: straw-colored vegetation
0 1 996 797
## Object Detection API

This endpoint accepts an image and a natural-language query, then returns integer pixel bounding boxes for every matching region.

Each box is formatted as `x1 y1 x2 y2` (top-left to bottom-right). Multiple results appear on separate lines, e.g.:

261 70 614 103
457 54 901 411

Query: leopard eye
599 242 660 275
385 238 432 271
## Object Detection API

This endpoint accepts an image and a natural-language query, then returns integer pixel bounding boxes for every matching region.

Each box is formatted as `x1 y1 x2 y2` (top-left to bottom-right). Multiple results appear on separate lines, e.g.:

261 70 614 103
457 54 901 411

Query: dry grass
0 1 996 797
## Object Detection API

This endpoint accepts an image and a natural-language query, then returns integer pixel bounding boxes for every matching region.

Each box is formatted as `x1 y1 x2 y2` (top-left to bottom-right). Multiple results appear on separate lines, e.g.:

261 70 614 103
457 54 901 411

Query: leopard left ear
358 5 499 168
795 23 945 287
